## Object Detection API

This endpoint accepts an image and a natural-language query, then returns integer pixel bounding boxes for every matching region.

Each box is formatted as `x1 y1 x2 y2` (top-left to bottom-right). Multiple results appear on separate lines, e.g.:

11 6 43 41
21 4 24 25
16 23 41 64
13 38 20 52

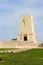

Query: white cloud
0 1 43 29
0 3 43 27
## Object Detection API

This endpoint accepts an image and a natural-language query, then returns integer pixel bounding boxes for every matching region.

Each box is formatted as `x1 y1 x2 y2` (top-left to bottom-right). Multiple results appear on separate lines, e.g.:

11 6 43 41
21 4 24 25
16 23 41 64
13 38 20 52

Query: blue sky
0 0 43 42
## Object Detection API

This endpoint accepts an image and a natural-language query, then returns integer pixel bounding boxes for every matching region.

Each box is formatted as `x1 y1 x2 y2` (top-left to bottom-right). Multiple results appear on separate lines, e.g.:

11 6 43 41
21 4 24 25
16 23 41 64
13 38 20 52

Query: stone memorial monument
17 15 36 43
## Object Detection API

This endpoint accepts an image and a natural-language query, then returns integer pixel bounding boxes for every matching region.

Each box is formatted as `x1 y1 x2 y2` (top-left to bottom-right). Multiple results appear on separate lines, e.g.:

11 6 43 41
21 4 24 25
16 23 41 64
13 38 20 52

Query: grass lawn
0 48 43 65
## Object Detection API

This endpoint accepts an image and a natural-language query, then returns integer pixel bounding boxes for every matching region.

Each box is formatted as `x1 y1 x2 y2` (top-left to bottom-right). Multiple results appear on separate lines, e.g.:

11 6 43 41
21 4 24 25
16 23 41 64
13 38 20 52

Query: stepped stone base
0 40 40 48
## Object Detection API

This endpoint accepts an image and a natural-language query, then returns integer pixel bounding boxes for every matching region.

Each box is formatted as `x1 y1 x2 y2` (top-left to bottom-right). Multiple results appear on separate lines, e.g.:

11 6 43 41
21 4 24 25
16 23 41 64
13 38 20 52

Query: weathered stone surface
17 15 36 43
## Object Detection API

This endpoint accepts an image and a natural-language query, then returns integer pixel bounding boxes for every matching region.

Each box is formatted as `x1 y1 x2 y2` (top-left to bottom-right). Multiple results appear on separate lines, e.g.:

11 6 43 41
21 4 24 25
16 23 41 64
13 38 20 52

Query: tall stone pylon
17 15 36 43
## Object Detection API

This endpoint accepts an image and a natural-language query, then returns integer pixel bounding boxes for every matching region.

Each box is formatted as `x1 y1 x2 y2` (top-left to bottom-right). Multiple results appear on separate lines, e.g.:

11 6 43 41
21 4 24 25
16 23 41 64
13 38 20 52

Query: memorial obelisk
17 15 36 43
